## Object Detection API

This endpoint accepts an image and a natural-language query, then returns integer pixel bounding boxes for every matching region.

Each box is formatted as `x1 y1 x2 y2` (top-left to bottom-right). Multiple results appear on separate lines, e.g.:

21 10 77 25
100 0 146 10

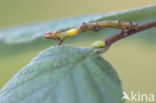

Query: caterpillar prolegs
44 20 137 49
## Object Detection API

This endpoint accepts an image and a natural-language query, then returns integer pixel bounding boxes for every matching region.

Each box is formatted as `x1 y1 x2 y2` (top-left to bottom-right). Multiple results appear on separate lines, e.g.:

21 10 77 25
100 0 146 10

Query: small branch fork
105 21 156 46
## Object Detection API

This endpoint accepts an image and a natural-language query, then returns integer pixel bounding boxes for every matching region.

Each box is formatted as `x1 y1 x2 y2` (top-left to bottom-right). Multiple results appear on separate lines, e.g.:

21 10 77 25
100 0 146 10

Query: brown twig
105 21 156 46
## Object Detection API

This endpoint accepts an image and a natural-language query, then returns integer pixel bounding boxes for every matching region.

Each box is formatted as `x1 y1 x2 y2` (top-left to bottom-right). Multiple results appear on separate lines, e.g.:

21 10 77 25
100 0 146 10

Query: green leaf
0 5 155 44
0 45 123 103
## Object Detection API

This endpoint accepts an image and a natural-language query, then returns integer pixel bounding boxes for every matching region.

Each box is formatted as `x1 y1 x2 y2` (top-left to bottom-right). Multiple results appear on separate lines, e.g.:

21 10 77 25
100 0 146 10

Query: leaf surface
0 45 123 103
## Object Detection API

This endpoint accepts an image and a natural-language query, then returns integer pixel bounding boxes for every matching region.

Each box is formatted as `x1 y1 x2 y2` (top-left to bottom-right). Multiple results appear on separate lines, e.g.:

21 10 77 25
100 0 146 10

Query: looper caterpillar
44 20 137 46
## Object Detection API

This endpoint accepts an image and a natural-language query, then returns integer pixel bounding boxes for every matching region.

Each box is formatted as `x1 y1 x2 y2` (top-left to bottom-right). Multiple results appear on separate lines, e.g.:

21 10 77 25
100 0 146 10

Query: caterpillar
44 20 137 48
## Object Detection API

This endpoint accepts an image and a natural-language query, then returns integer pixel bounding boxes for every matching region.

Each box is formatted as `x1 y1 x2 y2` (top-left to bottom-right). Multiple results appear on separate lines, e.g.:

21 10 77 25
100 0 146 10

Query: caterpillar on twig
44 20 137 49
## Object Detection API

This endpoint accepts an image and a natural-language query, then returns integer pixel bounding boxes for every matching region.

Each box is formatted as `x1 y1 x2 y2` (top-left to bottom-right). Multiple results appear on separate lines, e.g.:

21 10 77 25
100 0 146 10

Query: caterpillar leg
58 39 63 45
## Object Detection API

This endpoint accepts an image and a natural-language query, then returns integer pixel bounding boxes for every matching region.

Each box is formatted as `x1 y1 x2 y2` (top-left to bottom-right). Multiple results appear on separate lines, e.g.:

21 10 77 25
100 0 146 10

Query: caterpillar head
43 31 63 45
43 31 60 39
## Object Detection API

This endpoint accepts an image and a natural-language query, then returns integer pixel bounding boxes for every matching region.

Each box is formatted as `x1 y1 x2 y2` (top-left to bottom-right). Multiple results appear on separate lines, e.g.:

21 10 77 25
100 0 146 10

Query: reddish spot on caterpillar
80 22 87 32
94 23 100 31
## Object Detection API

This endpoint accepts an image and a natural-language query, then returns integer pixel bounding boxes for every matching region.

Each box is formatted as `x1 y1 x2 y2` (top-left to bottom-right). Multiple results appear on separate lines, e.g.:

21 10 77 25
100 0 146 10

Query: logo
121 91 155 102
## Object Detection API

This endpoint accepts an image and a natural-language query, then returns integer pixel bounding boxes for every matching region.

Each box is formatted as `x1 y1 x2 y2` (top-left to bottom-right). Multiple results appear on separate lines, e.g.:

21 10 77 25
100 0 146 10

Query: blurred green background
0 0 156 102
